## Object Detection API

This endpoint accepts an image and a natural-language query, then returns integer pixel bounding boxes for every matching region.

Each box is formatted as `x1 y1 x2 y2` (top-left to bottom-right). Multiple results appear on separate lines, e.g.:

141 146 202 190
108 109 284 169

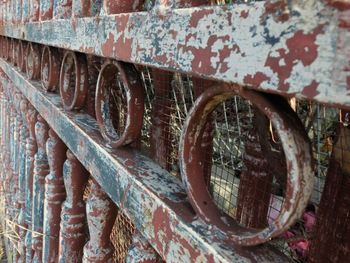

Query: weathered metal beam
0 2 349 108
0 59 291 263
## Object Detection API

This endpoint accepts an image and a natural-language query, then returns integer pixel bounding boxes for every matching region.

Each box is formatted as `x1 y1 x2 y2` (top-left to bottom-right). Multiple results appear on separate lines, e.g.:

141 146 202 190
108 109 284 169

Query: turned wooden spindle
149 70 174 171
73 0 102 17
40 0 54 21
30 0 40 21
32 115 50 263
24 104 38 263
17 98 30 263
53 0 72 19
126 230 159 263
59 150 88 263
42 129 67 263
101 0 142 15
22 0 30 23
83 179 117 263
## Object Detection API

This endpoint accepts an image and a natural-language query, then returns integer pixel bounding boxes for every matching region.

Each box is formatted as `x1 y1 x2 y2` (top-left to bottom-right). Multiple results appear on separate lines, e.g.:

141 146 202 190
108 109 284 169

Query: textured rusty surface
42 129 67 263
59 149 88 263
126 230 160 263
41 46 61 92
0 59 291 262
95 59 144 148
308 121 350 263
179 84 314 246
53 0 72 19
83 179 117 263
1 2 350 109
73 0 102 17
59 51 88 110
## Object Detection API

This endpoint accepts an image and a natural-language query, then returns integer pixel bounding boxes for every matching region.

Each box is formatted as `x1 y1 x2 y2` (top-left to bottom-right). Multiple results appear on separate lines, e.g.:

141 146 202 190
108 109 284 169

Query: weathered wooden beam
0 2 349 108
0 59 291 263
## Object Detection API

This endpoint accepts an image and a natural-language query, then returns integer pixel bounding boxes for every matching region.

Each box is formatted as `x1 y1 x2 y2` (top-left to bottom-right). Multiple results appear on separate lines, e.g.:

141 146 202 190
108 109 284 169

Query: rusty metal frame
1 2 349 109
0 58 291 262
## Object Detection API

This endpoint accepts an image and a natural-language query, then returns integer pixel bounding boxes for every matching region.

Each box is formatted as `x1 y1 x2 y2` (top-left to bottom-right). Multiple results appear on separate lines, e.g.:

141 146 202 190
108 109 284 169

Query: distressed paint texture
0 60 291 262
1 2 350 108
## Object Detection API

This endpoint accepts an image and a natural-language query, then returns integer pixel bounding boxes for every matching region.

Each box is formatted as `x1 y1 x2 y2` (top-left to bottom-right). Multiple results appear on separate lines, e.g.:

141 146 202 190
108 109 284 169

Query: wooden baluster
17 98 30 263
32 115 50 263
43 130 67 263
59 150 88 263
83 179 117 263
40 0 54 21
72 0 102 17
126 230 159 263
30 0 40 21
53 0 73 19
22 0 30 23
101 0 142 15
24 104 38 263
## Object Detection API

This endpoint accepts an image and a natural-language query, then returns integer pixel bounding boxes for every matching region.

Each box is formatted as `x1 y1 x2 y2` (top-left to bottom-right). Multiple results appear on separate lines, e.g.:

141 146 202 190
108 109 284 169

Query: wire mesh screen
139 67 194 177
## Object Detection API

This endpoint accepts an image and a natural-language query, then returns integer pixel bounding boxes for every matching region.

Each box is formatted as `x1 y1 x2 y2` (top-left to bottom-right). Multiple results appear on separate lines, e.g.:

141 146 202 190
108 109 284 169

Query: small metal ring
95 60 144 148
26 42 41 80
41 46 61 92
179 84 314 246
59 51 88 110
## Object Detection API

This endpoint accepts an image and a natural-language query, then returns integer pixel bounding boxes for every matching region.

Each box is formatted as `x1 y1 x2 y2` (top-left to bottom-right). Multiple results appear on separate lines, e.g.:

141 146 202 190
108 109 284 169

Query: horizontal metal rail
0 59 291 262
1 2 350 109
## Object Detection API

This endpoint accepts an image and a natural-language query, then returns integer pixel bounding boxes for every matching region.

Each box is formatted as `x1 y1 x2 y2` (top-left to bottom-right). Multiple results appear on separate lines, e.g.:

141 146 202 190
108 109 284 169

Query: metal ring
179 84 314 246
59 51 88 110
41 46 61 92
95 60 144 148
26 42 41 80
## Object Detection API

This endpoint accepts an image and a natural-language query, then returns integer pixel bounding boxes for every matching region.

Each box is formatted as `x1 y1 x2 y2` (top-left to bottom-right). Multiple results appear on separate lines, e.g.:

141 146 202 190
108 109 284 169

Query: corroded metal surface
95 60 144 148
179 84 314 246
0 59 291 262
1 2 350 108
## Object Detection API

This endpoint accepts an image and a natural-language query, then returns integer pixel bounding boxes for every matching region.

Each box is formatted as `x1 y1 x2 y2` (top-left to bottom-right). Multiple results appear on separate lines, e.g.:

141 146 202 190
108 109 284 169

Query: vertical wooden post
24 104 38 263
83 179 117 263
40 0 54 21
59 150 88 263
309 120 350 263
42 130 67 263
236 111 273 228
30 0 40 21
32 115 50 263
53 0 73 19
126 230 159 263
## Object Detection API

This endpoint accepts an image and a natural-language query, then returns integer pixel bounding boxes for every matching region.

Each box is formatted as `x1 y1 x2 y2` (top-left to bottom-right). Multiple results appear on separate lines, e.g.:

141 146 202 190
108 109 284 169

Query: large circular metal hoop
59 51 88 110
26 42 41 80
95 60 144 148
41 46 61 92
179 84 314 246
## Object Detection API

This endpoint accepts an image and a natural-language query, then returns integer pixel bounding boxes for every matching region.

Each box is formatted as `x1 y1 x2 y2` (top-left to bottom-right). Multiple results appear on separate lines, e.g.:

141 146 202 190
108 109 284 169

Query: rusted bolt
179 84 314 246
18 41 28 73
41 46 62 92
95 60 144 148
59 51 88 110
102 0 143 14
26 42 42 80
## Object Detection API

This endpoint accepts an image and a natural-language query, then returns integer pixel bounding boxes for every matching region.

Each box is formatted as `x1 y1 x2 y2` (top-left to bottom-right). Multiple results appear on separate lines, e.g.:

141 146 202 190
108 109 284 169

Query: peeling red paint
240 10 249 18
302 80 320 98
244 72 271 88
266 25 324 91
189 9 214 28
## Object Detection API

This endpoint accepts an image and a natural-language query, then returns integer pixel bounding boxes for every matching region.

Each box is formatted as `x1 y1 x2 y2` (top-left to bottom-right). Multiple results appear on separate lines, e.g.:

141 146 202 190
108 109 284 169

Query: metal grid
139 67 194 176
110 211 136 263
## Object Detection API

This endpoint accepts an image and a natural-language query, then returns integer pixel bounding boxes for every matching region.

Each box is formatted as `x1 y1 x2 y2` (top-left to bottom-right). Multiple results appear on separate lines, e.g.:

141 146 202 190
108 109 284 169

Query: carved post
43 129 67 263
72 0 102 17
53 0 73 19
30 0 40 21
22 0 30 23
83 179 117 262
59 150 88 263
24 104 38 263
101 0 142 14
126 230 159 263
17 98 30 263
40 0 54 20
32 115 50 263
